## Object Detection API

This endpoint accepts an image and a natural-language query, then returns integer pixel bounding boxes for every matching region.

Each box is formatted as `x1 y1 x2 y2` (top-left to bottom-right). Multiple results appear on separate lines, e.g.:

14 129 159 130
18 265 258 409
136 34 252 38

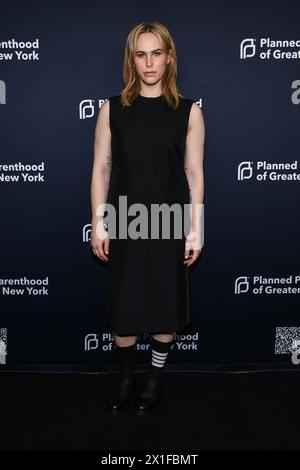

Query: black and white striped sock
147 337 174 382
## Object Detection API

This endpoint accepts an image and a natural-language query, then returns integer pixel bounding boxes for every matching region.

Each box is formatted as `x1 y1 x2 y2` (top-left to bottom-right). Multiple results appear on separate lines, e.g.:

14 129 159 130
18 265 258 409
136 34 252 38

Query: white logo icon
84 334 99 351
83 222 109 243
83 223 92 242
79 99 107 119
240 38 256 59
79 99 95 119
238 161 253 180
235 276 249 294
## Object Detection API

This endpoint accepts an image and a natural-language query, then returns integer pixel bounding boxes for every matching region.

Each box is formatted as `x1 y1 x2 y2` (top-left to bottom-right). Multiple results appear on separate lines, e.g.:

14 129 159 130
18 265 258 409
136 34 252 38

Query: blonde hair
120 21 184 109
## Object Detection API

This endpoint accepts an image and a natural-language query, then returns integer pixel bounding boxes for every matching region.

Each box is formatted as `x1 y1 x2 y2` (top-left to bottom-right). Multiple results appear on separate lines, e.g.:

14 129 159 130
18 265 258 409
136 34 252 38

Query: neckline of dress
138 93 163 100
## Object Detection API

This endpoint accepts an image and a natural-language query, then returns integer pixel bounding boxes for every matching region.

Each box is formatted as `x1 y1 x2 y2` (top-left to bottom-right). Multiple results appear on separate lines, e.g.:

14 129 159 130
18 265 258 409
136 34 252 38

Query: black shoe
107 375 137 412
134 378 163 412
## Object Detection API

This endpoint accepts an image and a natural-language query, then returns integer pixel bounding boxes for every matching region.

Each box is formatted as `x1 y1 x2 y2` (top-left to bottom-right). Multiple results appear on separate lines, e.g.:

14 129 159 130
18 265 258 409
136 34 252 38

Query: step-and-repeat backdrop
1 1 299 372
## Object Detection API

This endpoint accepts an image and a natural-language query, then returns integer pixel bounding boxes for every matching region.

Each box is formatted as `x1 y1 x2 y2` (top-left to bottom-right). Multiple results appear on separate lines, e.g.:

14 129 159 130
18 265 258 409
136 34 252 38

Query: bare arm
90 99 111 261
183 102 205 266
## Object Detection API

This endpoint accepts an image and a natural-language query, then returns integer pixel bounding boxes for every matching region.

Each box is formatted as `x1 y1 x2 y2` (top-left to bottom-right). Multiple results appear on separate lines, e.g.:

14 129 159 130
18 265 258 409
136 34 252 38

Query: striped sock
147 337 174 382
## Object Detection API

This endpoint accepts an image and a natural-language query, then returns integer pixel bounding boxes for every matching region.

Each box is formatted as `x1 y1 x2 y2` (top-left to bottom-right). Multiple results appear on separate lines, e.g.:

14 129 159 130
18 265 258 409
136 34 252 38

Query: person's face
133 32 170 88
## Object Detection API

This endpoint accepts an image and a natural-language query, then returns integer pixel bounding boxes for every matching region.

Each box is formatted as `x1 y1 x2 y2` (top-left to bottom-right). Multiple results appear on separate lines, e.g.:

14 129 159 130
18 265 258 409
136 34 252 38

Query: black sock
114 343 136 381
147 337 175 383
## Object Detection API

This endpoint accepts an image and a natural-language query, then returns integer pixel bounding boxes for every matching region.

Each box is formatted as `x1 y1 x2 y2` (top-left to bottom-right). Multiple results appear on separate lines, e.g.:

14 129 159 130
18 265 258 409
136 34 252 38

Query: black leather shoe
107 376 137 412
134 378 163 412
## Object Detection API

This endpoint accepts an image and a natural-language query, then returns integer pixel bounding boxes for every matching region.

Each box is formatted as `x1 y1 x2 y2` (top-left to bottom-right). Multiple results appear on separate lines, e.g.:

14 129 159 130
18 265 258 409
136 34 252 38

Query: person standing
90 21 205 413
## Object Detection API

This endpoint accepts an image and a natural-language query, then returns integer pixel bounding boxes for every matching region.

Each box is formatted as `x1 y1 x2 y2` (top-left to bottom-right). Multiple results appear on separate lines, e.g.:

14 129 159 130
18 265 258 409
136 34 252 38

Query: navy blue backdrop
0 0 299 372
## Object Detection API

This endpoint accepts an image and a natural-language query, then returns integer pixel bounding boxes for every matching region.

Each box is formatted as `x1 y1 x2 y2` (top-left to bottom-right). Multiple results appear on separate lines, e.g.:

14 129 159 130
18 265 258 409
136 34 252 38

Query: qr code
0 328 7 365
274 327 300 354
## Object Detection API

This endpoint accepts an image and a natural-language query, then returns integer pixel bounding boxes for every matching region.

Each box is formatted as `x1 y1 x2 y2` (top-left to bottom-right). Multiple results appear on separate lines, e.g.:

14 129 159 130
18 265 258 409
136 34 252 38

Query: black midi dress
105 92 194 336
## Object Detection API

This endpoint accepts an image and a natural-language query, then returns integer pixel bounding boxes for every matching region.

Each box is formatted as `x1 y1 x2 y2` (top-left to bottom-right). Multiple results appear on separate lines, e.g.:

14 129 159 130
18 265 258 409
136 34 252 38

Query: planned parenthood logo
84 333 99 351
237 160 299 181
79 99 107 119
0 162 45 184
235 275 300 295
240 38 256 59
240 38 300 60
84 332 200 354
82 222 109 242
84 333 117 352
0 38 40 62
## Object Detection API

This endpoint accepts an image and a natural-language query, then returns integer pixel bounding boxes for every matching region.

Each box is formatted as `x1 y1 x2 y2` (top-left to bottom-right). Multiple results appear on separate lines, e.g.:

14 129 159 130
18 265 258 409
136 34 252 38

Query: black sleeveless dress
105 92 194 336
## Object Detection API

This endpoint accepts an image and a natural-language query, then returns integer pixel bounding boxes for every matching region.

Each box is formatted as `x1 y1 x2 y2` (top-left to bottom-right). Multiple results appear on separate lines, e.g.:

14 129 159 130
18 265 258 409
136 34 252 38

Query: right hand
90 221 110 262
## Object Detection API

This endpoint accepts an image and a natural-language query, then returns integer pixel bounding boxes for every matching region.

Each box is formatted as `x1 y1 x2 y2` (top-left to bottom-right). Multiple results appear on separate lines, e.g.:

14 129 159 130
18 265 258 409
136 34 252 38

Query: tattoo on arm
106 154 112 167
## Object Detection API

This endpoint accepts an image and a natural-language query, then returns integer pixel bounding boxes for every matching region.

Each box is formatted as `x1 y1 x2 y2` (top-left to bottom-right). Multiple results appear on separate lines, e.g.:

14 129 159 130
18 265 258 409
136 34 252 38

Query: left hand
183 231 202 267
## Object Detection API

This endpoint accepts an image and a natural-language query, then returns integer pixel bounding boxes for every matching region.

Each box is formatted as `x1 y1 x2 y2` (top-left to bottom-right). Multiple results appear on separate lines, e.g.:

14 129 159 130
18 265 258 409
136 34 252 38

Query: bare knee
151 332 176 342
112 332 138 347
